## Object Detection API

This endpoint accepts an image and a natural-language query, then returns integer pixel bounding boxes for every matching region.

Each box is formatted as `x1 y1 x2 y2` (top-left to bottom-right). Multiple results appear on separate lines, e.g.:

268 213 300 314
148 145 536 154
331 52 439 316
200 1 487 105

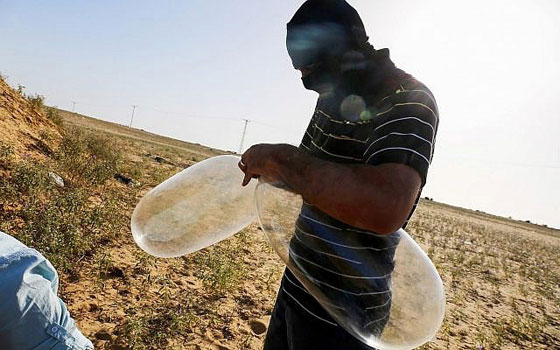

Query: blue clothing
0 231 94 349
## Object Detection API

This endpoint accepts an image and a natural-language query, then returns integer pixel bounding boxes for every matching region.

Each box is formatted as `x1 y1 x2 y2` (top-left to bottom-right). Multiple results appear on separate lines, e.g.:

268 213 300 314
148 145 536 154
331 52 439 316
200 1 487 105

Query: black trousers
263 271 376 350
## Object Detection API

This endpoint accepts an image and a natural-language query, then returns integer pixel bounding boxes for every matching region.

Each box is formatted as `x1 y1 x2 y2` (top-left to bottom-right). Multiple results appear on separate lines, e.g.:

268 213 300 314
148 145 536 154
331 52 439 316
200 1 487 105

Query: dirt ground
3 102 559 349
55 111 559 350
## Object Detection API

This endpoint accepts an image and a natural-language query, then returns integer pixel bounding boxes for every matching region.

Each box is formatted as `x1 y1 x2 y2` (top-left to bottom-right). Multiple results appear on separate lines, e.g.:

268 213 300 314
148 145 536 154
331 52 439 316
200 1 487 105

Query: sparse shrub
120 160 144 182
13 186 118 272
194 240 246 295
10 161 51 195
0 142 14 168
56 127 121 186
148 165 175 184
94 249 116 282
33 130 56 156
45 107 64 129
39 129 55 143
122 315 148 349
27 94 45 111
0 125 121 273
120 305 197 350
195 251 244 294
0 142 13 158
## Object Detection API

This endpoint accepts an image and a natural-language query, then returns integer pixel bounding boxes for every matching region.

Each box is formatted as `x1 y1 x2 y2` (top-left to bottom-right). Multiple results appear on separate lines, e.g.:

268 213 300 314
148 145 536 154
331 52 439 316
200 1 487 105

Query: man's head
286 0 370 92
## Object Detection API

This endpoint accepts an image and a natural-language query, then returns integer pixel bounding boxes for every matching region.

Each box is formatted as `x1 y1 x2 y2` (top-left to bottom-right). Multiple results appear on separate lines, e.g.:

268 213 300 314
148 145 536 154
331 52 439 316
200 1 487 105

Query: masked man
239 1 439 349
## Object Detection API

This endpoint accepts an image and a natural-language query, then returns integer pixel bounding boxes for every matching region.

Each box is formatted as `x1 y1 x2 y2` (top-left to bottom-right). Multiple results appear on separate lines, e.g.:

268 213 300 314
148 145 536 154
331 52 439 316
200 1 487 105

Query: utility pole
71 101 76 112
238 119 250 154
129 105 137 128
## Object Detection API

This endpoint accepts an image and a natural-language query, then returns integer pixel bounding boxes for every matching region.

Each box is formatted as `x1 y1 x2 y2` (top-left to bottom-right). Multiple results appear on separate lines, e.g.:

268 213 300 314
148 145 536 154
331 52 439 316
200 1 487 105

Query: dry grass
409 201 559 349
1 108 558 349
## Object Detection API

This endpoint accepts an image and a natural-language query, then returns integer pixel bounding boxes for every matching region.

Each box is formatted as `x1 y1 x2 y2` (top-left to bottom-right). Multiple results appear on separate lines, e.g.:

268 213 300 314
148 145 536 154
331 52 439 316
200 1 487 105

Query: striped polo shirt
283 77 439 334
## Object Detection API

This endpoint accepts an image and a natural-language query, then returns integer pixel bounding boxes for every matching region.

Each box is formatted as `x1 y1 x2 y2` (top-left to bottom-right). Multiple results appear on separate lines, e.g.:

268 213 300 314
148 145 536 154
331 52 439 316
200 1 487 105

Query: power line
61 99 299 132
139 105 243 122
251 119 301 134
59 99 305 152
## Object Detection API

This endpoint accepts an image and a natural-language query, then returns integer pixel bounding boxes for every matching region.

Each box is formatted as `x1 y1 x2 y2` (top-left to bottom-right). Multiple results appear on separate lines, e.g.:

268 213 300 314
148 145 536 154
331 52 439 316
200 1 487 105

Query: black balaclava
286 0 371 92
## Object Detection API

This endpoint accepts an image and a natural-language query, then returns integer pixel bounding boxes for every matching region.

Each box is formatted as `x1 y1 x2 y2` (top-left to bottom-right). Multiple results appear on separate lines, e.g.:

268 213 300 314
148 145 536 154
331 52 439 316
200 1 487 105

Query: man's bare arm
240 144 421 234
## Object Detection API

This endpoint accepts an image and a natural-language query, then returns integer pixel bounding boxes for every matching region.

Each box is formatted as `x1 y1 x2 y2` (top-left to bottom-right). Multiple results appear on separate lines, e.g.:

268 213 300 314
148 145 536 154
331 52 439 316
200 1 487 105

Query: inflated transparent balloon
255 181 445 350
131 155 256 257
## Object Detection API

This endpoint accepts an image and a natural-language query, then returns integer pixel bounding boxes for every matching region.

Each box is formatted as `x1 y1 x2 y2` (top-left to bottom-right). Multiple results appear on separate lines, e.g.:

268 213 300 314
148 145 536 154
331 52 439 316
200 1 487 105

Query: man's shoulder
370 76 438 118
400 78 436 100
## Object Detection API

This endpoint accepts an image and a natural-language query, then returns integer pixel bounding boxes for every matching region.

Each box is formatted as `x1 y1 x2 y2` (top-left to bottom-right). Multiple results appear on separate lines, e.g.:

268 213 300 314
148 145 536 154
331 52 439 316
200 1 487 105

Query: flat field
2 109 558 350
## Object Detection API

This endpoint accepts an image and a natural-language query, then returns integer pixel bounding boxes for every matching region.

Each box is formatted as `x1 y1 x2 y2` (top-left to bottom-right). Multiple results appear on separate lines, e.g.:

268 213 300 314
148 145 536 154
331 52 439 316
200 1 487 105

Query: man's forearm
269 145 418 234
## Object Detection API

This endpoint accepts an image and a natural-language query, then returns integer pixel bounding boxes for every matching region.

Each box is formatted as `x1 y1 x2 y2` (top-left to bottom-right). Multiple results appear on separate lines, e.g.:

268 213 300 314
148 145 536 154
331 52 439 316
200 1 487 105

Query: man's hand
238 143 421 234
238 144 296 186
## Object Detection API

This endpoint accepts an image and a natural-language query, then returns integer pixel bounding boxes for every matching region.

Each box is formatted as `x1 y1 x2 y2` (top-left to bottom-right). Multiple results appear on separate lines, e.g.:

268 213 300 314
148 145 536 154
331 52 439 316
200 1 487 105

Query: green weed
0 126 121 273
0 142 14 168
56 127 121 186
27 94 45 111
194 239 247 296
45 107 64 129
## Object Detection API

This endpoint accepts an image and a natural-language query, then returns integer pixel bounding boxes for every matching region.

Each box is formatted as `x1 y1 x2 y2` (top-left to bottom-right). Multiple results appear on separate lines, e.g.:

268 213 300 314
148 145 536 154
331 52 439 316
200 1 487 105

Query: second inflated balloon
255 181 445 350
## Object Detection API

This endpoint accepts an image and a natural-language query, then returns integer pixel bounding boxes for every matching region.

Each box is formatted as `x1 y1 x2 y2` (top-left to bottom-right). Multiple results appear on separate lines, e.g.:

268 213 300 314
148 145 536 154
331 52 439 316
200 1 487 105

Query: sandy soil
1 93 558 349
59 111 558 349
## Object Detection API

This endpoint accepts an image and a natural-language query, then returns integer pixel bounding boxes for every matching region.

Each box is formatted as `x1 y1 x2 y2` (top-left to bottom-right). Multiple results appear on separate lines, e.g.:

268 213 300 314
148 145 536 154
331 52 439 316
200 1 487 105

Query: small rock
107 266 125 278
249 320 267 336
88 303 99 312
153 155 177 166
95 330 112 341
114 173 137 186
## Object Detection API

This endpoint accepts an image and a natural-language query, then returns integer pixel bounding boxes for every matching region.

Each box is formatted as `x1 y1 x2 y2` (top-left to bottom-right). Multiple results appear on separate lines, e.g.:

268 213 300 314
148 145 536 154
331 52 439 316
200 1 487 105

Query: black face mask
300 50 371 94
300 60 339 93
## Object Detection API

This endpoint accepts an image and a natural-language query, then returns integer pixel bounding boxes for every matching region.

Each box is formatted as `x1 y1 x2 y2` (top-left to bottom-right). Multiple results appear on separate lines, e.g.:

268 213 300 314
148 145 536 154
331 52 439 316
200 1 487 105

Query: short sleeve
363 83 439 186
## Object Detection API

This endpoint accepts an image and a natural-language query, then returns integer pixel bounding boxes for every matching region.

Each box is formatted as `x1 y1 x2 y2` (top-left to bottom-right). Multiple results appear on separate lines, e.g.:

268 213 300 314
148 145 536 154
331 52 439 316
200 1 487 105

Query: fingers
241 170 260 187
238 159 247 172
242 171 252 187
239 146 262 186
239 157 254 186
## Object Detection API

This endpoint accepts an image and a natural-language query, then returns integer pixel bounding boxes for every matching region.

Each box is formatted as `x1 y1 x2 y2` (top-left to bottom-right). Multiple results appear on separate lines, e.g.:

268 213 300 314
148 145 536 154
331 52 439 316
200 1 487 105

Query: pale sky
1 0 559 228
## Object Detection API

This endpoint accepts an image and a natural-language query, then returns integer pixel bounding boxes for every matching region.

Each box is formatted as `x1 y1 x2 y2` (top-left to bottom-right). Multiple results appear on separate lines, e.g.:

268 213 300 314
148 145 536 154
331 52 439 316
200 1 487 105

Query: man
239 0 438 349
0 231 94 349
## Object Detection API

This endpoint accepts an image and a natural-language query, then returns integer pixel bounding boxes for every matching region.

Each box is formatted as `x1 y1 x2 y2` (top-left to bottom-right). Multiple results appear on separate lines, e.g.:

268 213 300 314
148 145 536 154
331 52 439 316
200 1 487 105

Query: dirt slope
0 78 59 158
